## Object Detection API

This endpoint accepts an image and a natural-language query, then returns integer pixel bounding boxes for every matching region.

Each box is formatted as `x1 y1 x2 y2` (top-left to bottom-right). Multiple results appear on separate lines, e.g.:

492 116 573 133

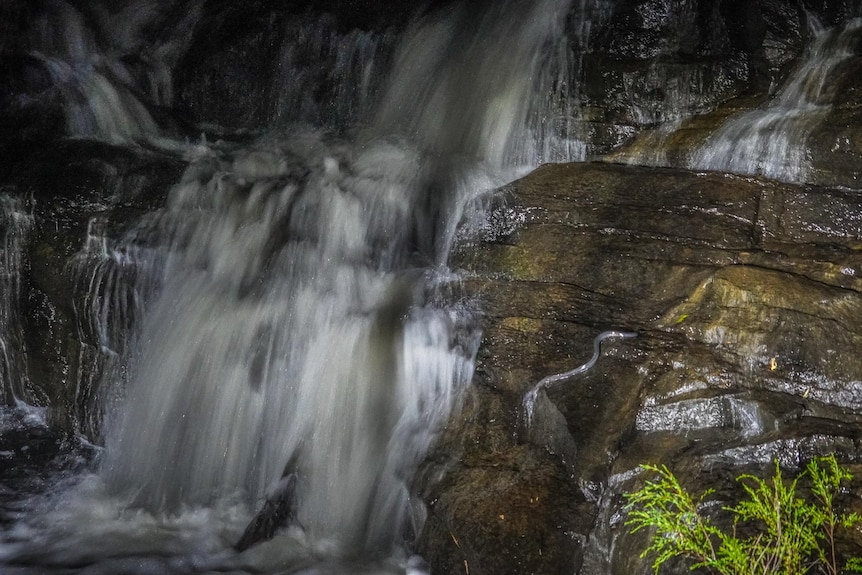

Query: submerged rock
419 161 862 574
235 473 299 552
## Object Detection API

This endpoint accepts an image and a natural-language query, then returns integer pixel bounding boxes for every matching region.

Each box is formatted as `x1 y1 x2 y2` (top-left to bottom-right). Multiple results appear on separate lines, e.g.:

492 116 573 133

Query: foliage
624 454 862 575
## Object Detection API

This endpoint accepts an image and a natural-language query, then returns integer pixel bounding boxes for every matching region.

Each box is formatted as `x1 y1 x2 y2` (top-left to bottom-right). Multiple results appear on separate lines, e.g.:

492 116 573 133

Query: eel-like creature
523 330 638 427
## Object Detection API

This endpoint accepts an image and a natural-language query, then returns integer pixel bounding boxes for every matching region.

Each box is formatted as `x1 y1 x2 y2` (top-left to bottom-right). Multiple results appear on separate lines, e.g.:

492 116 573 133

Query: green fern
624 455 862 575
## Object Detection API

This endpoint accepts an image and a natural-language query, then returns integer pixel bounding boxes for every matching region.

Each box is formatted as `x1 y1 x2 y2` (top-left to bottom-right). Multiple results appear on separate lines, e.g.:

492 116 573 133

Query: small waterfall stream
9 0 201 143
689 16 862 182
268 15 396 130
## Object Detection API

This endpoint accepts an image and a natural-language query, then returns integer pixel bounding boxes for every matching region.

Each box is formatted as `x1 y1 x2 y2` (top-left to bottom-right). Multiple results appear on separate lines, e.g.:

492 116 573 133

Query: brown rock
419 162 862 574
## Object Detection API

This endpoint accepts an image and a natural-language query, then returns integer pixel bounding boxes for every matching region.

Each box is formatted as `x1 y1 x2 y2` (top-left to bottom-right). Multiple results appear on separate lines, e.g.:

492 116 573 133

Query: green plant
624 454 862 575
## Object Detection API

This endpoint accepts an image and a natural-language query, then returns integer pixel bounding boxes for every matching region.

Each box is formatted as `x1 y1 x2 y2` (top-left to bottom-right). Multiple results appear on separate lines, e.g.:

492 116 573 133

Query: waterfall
689 17 862 183
0 1 582 572
99 0 579 555
18 0 201 143
374 0 578 171
38 55 161 143
99 134 479 557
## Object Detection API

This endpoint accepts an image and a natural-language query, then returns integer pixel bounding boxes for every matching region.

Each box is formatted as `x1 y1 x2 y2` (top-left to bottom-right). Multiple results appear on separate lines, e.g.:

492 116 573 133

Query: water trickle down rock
688 17 862 183
602 13 862 188
0 195 35 406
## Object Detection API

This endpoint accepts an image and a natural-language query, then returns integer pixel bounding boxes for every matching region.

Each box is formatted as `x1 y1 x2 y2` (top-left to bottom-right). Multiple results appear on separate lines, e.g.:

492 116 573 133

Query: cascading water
373 0 577 171
269 15 397 130
689 16 862 183
101 133 480 553
0 195 35 406
69 216 153 442
544 0 614 160
0 0 581 572
12 0 201 143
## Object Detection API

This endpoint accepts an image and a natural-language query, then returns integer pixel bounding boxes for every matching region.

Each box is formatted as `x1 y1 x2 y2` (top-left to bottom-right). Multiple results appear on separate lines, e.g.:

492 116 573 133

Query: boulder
419 161 862 574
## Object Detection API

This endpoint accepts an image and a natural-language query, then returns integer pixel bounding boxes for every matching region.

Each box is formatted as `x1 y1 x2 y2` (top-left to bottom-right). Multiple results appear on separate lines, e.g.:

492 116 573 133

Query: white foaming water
1 1 581 573
100 134 479 554
689 17 862 183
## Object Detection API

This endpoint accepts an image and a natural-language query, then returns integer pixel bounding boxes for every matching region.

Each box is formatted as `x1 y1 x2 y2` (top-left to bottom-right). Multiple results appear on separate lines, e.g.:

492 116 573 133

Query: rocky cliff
418 162 862 573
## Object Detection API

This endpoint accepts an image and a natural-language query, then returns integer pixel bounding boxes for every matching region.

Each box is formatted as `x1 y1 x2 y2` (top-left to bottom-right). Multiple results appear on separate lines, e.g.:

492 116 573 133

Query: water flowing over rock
0 0 201 143
688 17 862 182
2 0 862 574
605 11 862 188
0 141 184 437
0 195 35 406
98 134 481 562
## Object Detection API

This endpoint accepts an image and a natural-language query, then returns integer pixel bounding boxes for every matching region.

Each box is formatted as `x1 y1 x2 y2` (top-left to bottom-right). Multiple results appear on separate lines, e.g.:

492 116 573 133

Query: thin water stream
610 14 862 185
689 17 862 183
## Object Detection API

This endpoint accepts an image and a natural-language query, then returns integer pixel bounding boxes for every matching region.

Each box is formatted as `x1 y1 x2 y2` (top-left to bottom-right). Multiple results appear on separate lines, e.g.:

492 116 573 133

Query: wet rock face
573 0 861 161
0 141 184 438
578 0 809 132
579 1 862 191
3 1 862 571
0 54 66 142
586 0 848 82
172 0 423 131
419 162 862 574
809 56 862 187
171 0 462 132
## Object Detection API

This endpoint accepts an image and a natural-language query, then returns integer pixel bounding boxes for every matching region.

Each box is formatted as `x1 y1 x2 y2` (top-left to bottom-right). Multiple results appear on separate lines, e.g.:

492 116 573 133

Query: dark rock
235 473 299 552
0 54 66 142
0 141 184 439
173 1 408 131
417 436 592 575
578 53 751 135
808 56 862 187
802 0 862 26
420 162 862 574
580 0 808 123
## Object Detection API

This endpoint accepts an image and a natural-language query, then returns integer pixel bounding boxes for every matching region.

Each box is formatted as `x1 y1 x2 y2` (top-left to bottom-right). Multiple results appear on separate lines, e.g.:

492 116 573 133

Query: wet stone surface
419 161 862 574
0 141 184 438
